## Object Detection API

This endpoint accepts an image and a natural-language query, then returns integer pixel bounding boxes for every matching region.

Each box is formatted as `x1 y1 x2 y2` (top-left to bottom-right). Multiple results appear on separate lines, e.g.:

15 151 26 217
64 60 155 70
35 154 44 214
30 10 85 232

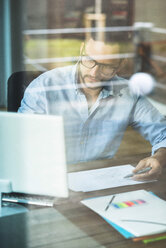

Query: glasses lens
101 65 116 76
81 56 96 68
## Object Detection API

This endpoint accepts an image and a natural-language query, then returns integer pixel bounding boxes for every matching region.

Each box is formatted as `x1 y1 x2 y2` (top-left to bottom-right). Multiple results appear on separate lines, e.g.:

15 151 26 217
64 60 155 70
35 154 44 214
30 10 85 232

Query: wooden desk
1 155 166 248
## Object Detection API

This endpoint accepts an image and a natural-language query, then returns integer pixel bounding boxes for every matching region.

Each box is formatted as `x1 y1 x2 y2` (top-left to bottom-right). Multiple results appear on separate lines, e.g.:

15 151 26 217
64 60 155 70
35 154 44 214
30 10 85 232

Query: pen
105 195 115 211
124 167 152 179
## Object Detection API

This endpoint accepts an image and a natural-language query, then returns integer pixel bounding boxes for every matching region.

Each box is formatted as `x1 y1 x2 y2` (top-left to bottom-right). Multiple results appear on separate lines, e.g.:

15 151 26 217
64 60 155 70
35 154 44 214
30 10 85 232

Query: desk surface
1 154 166 248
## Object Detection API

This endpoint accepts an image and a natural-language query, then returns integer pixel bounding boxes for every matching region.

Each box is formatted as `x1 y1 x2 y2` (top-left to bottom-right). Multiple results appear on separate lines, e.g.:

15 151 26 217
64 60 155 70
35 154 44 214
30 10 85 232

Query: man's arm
132 147 166 180
128 94 166 181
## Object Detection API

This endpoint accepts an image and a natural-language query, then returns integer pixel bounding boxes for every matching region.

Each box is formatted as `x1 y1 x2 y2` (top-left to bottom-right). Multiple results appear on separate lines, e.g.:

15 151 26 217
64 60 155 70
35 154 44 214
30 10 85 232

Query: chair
7 71 42 112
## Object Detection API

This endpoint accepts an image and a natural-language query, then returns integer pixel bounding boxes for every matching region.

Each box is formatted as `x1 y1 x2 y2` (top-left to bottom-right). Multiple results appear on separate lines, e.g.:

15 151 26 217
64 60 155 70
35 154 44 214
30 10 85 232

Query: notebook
81 190 166 238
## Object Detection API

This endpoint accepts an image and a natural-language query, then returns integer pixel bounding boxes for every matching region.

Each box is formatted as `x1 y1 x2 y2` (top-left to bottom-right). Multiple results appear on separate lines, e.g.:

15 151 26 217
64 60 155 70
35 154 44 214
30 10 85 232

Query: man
18 38 166 180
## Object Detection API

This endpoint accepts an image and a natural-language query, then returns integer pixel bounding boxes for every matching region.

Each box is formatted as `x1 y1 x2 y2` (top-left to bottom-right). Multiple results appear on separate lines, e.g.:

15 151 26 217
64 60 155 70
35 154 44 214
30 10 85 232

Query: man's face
79 39 121 90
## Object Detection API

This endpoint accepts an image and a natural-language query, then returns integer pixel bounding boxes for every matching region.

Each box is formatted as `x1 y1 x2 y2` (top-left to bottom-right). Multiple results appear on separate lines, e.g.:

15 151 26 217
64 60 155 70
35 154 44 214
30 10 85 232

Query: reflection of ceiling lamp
128 72 155 96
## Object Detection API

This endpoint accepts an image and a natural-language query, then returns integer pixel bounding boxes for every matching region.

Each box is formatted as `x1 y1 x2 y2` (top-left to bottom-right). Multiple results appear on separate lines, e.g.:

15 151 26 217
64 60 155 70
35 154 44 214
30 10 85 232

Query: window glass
18 0 166 162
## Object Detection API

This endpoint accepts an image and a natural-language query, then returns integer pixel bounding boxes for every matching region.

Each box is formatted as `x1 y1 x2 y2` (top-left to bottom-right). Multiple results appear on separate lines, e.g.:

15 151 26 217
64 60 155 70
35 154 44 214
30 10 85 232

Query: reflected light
128 72 155 96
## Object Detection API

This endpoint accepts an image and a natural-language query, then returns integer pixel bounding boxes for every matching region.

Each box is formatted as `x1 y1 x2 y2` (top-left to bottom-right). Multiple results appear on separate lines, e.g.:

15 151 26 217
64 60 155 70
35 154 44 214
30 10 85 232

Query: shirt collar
100 75 128 98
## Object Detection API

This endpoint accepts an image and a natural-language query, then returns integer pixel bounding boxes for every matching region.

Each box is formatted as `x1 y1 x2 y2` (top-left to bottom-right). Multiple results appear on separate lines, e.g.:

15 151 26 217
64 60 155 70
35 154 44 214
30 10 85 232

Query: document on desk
81 190 166 237
68 164 155 192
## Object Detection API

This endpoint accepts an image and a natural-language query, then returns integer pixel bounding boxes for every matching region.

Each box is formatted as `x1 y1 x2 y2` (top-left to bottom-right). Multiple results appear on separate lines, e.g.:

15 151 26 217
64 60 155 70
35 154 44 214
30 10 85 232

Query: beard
80 74 104 90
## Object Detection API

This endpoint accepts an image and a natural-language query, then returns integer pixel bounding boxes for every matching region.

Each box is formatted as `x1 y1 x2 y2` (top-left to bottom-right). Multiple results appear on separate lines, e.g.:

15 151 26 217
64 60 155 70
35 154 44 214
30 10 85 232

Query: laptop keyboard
2 193 55 207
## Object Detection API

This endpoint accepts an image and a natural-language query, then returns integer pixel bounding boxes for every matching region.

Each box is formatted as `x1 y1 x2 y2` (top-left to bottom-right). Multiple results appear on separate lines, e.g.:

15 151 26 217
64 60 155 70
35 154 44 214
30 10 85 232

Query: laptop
0 111 68 200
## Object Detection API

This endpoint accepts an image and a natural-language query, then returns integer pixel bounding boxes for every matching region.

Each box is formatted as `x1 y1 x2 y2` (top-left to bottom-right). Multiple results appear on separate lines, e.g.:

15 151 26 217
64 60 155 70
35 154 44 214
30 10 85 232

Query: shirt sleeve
18 76 47 114
129 96 166 155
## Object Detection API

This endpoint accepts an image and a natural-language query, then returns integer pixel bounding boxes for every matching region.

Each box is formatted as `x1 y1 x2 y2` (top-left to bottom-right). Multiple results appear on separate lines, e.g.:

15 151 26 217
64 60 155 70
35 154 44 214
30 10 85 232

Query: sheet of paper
68 164 155 192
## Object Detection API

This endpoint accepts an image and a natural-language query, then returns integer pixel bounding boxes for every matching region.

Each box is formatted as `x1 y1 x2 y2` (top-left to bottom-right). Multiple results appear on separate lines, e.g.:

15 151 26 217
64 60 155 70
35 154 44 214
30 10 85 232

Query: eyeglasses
80 47 119 77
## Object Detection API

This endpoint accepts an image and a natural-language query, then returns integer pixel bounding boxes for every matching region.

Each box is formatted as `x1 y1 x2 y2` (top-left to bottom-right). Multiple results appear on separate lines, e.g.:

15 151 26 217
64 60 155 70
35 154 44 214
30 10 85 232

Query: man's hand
132 157 162 180
132 148 166 180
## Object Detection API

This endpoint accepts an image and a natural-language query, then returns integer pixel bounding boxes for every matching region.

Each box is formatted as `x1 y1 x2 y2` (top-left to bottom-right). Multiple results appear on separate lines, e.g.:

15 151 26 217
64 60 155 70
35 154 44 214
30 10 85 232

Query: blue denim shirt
18 65 166 164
